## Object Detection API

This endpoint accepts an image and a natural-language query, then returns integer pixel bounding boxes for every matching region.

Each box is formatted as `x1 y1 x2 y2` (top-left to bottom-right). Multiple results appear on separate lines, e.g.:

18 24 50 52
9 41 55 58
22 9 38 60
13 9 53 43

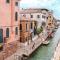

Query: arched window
6 28 9 38
15 12 18 21
6 0 10 3
15 2 18 6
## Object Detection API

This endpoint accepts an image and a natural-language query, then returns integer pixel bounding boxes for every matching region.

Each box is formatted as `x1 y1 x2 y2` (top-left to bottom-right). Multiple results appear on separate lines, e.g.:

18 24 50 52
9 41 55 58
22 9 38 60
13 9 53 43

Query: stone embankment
51 41 60 60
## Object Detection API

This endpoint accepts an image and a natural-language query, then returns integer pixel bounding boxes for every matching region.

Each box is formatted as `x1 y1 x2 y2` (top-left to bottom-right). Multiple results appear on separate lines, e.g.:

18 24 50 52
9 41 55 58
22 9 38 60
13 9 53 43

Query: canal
28 28 60 60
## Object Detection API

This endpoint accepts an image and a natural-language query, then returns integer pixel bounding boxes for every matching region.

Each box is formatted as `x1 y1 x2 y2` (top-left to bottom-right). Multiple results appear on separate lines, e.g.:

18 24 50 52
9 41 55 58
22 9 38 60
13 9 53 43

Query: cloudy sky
20 0 60 19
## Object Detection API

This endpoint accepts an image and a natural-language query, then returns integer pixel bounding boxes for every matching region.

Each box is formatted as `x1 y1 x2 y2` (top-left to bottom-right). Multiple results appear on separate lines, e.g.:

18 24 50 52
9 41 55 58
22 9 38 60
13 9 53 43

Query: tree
36 27 43 37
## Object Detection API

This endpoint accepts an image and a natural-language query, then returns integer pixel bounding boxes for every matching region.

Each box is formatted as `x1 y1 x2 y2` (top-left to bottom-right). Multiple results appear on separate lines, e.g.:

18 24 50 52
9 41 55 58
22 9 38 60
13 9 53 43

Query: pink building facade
0 0 20 57
0 0 20 43
0 0 20 58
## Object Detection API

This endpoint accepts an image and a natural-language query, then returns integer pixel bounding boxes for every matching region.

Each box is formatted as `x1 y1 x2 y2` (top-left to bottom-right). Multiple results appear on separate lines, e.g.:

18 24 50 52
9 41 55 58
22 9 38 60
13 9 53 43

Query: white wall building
20 8 51 28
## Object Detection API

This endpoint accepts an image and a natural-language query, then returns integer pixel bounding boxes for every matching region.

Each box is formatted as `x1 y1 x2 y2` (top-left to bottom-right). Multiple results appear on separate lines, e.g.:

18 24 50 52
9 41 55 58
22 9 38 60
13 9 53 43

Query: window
52 20 53 23
47 17 48 19
6 0 10 3
31 15 33 18
15 2 18 6
15 12 18 21
37 15 40 18
6 28 9 38
49 16 51 18
43 13 46 15
20 24 22 31
20 37 22 42
42 15 45 19
31 22 33 29
26 37 27 41
26 24 28 31
23 15 26 17
48 23 51 25
15 27 18 35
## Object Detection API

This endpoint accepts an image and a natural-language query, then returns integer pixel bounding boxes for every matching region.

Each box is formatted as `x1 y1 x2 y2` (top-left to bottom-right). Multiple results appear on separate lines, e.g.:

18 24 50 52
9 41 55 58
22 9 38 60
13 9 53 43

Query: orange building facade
20 16 37 43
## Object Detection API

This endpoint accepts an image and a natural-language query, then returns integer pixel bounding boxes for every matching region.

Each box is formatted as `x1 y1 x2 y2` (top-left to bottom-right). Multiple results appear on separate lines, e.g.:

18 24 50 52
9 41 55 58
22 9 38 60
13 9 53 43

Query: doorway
0 29 3 51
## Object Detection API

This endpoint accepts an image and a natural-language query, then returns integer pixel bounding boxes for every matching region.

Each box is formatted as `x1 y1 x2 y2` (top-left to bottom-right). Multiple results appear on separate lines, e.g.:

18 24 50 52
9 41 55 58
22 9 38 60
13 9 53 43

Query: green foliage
36 27 43 35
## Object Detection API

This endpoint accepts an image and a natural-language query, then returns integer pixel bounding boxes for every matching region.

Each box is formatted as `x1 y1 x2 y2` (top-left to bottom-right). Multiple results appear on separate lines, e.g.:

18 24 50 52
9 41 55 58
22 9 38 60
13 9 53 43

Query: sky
20 0 60 20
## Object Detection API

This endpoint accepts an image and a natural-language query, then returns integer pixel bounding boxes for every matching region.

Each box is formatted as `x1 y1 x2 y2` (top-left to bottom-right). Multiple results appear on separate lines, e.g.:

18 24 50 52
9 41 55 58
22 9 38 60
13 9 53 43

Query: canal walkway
21 32 48 56
5 31 48 60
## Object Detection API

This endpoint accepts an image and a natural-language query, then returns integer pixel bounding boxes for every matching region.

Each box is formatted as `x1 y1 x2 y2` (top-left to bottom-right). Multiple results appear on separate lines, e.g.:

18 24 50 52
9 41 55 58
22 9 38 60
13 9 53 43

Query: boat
42 40 50 45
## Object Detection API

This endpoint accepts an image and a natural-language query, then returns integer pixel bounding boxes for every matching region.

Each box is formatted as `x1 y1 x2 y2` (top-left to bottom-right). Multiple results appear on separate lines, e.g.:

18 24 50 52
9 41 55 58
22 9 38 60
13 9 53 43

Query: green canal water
28 28 60 60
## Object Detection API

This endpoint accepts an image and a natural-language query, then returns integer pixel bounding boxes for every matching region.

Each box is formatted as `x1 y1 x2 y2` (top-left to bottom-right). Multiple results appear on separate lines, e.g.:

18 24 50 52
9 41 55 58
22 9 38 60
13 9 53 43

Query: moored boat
42 40 50 45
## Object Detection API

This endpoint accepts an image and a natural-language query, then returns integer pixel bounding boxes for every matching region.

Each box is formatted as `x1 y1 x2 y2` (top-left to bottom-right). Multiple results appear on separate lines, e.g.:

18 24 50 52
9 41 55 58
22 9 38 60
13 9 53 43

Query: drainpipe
11 0 14 33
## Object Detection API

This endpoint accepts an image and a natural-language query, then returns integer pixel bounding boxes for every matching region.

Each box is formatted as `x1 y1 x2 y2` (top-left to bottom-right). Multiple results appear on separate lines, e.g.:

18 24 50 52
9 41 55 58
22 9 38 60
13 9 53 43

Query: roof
41 8 49 11
20 8 49 14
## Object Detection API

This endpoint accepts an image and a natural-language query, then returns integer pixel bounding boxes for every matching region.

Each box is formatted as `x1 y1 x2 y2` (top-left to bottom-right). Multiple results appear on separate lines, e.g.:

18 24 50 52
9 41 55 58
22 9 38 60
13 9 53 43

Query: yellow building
45 11 55 37
46 11 55 30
